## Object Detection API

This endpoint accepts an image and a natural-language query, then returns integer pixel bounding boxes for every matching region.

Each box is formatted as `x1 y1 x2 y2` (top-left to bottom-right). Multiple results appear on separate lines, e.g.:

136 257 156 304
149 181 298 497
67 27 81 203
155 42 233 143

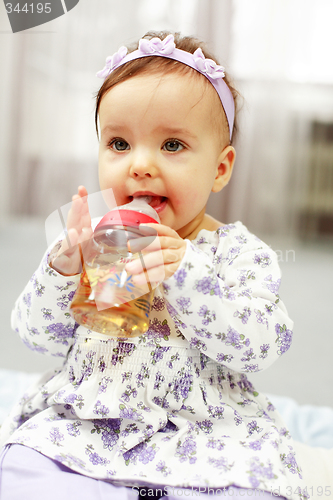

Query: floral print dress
0 222 308 499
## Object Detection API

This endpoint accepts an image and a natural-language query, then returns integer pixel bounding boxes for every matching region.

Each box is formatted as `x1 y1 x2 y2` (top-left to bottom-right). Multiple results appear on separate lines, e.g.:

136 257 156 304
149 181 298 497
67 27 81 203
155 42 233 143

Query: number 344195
5 3 52 14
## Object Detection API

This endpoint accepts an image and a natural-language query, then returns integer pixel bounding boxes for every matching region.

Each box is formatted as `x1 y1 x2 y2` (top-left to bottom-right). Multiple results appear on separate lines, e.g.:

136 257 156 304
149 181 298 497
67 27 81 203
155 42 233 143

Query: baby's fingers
124 248 170 285
68 194 87 229
78 185 88 198
51 229 82 275
67 186 90 229
127 235 158 254
58 225 92 257
77 226 93 245
127 247 179 274
52 225 90 275
77 186 91 223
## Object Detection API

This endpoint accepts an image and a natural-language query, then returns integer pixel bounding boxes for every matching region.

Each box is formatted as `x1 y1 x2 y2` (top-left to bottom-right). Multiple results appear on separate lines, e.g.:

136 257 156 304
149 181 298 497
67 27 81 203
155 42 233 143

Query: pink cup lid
95 209 157 232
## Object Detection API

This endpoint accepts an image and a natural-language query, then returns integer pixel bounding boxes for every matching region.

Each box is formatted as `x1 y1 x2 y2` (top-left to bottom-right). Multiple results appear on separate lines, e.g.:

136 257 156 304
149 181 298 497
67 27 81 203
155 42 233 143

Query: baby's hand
51 186 92 276
125 223 187 285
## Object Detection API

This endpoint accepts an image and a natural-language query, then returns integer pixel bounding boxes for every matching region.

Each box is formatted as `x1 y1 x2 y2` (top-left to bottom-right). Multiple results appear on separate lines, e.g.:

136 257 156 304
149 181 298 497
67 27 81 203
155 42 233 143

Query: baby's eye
162 140 184 152
109 139 130 151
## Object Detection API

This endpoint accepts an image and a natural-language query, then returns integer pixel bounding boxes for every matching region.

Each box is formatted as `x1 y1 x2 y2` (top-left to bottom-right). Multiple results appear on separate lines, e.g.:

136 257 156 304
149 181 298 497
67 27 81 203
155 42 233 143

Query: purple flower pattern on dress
146 318 171 341
4 221 307 499
31 275 45 296
175 437 197 464
247 420 263 436
254 309 269 329
41 307 54 320
246 457 277 489
280 447 302 478
190 325 212 339
238 270 256 287
189 337 207 352
176 297 192 315
123 441 157 466
86 444 110 466
194 276 221 297
152 296 165 311
233 306 251 324
216 352 234 364
49 427 65 446
66 421 82 437
207 405 225 420
91 419 121 451
243 363 260 373
23 292 32 307
156 460 172 477
198 305 216 325
173 268 187 290
206 437 225 450
54 452 87 471
43 323 75 345
260 344 270 359
223 246 241 265
171 368 193 402
221 285 236 301
207 456 233 471
93 400 110 417
111 343 137 365
275 323 293 355
241 348 256 363
121 385 138 402
150 346 170 364
254 253 272 268
216 326 250 351
263 274 281 295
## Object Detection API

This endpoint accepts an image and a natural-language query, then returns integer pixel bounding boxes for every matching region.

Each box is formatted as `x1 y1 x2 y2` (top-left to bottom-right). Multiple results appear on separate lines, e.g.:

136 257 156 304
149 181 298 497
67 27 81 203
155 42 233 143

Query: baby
0 31 307 500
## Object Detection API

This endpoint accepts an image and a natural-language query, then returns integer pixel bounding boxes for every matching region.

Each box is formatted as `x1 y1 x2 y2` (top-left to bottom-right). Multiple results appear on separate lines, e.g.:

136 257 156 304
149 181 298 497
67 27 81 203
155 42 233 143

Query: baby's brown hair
95 31 240 145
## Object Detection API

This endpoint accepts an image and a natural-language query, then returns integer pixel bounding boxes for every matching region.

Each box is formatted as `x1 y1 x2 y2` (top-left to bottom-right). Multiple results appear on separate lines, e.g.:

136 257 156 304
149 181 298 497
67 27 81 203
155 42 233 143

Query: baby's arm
11 186 92 358
166 227 293 373
129 224 293 373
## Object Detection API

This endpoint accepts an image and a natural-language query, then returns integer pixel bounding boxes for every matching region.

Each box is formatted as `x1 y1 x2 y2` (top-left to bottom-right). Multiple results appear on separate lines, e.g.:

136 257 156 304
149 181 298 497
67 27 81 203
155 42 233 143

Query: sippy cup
70 197 160 338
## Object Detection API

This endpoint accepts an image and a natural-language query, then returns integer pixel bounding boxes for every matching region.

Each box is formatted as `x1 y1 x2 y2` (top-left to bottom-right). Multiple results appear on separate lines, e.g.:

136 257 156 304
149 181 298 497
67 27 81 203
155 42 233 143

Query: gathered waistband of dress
68 334 238 382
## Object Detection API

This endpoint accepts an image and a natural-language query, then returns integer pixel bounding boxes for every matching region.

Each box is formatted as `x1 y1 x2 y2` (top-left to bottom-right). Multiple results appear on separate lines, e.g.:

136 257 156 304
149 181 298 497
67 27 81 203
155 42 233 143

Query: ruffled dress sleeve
162 222 293 373
11 239 81 358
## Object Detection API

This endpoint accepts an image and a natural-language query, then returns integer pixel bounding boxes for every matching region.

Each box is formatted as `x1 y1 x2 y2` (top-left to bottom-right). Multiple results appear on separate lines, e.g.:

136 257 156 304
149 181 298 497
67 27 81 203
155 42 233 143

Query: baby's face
98 71 230 238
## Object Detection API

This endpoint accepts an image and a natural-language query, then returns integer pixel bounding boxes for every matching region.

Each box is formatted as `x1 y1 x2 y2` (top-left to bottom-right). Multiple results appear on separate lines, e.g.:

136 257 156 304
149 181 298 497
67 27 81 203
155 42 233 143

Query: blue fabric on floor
267 393 333 449
0 369 41 424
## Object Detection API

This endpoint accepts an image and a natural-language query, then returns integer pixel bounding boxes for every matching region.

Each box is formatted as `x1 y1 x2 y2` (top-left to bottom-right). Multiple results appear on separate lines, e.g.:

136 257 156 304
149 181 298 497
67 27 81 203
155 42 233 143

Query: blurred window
231 0 333 83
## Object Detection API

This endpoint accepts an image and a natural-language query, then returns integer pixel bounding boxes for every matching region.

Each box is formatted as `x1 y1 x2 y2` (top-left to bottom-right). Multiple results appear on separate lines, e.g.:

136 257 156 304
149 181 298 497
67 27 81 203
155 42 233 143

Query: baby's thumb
79 226 93 244
57 228 80 257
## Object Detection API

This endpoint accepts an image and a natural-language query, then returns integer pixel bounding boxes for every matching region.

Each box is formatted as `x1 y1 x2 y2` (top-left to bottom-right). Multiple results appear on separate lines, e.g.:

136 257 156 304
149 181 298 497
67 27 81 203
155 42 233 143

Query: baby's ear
211 146 236 193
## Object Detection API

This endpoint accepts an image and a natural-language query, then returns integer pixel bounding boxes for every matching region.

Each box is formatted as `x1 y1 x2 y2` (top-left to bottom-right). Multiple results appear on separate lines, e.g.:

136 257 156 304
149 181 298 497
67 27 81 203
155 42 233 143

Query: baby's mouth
130 195 168 212
147 196 167 209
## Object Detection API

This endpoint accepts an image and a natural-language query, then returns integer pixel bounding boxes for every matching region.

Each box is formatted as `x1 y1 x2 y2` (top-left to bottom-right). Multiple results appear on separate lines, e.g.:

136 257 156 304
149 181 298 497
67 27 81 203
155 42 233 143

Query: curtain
223 0 333 237
0 0 199 219
1 0 333 237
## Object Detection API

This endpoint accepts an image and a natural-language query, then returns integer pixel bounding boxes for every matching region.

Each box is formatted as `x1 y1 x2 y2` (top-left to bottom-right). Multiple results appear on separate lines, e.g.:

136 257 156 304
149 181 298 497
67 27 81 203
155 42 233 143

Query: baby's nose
131 168 153 178
129 151 158 178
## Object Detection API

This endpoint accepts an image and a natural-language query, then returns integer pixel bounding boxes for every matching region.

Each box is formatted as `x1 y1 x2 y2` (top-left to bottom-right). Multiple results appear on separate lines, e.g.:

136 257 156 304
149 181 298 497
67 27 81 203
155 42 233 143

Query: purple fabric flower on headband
96 46 128 79
193 48 225 80
139 34 176 56
95 33 234 140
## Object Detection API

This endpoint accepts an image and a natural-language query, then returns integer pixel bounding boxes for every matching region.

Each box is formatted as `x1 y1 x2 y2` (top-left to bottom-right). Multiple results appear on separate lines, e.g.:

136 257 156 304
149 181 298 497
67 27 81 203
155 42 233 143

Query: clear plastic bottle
70 197 160 338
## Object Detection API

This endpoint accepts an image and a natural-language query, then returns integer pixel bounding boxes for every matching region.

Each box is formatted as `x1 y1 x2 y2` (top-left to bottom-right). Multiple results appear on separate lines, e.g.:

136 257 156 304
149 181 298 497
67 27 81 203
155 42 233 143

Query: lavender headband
97 34 235 141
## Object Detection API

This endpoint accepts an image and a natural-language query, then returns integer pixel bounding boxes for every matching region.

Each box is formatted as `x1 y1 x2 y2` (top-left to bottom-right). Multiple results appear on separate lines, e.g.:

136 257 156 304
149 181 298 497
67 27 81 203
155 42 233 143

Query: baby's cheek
173 191 194 206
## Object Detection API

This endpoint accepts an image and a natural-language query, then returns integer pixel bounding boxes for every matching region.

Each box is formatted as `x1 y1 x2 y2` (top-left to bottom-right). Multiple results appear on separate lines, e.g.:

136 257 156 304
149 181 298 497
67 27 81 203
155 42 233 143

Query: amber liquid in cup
70 257 154 338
